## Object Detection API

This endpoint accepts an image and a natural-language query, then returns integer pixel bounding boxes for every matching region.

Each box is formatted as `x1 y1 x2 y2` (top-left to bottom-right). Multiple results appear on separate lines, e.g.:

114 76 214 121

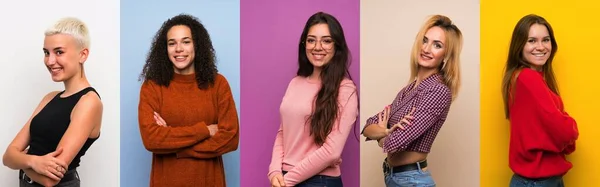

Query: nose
313 40 323 51
175 43 184 52
45 54 56 66
422 43 431 54
535 42 545 51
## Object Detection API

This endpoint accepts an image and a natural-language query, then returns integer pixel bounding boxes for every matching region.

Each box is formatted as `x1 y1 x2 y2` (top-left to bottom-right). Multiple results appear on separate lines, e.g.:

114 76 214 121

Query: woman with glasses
361 15 462 186
267 12 358 187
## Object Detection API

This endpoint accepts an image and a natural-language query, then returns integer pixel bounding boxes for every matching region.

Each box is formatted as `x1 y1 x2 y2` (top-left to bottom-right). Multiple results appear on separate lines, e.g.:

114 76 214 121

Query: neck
309 67 322 81
531 65 543 72
416 67 438 85
63 73 91 95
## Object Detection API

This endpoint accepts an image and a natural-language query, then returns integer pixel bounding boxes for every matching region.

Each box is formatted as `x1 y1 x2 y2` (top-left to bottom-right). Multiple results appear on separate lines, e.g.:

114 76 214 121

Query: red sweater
509 68 578 178
138 73 239 187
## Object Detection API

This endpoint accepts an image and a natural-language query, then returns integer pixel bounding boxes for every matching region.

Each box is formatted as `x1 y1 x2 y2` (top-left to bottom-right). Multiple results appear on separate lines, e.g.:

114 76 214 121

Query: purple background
240 0 360 186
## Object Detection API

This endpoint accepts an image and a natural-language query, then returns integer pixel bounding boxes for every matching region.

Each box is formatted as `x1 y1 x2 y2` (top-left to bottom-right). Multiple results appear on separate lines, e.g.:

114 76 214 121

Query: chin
309 61 326 68
51 77 63 82
417 62 437 69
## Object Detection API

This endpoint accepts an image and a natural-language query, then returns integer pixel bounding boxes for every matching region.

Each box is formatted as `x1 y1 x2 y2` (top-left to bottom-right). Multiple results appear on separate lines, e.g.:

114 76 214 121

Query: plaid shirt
362 73 452 153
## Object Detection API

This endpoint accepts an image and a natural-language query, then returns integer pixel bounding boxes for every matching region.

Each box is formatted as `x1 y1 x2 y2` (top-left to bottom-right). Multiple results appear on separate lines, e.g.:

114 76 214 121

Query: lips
312 53 326 60
173 55 188 62
48 67 63 75
420 53 433 60
531 52 546 57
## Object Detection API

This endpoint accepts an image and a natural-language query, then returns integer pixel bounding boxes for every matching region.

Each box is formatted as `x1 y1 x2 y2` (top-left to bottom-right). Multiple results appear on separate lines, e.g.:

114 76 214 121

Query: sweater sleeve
267 78 295 181
382 85 452 153
283 82 358 186
267 123 285 181
514 70 579 152
176 75 240 159
138 80 211 154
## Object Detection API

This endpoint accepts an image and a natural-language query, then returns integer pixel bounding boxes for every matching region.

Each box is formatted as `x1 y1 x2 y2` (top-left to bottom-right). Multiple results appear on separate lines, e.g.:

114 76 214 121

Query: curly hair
140 13 217 89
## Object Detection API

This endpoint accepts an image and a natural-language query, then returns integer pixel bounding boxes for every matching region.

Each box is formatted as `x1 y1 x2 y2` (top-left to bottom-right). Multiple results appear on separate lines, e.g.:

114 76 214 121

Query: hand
377 137 386 147
270 173 286 187
207 124 219 136
377 105 391 128
153 111 167 127
29 148 67 181
386 107 416 135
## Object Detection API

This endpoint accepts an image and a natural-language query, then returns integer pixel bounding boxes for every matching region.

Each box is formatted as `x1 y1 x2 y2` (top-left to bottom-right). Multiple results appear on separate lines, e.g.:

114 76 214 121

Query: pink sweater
268 76 358 186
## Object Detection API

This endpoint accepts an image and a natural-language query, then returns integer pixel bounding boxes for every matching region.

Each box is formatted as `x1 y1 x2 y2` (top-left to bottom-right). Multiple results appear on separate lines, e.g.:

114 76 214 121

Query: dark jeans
510 174 564 187
283 171 343 187
19 169 80 187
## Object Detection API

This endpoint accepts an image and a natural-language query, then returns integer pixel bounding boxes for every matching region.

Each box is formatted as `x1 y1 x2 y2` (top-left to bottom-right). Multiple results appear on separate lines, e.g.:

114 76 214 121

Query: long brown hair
502 14 559 118
297 12 354 146
409 15 462 100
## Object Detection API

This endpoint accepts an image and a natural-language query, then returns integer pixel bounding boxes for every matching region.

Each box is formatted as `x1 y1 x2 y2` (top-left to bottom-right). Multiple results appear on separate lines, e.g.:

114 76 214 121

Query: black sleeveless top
28 87 100 170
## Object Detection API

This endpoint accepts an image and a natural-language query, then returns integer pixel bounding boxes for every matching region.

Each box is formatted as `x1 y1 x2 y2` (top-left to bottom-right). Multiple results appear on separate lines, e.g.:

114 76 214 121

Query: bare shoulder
78 91 103 111
41 91 61 103
36 91 61 109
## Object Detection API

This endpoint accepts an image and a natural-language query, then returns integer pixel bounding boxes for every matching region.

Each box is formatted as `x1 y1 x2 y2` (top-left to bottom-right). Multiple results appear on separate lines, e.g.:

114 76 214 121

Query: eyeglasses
304 37 335 50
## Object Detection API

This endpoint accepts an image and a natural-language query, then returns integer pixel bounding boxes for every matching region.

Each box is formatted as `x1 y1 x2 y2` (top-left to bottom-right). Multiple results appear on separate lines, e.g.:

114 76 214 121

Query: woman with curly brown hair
137 14 239 187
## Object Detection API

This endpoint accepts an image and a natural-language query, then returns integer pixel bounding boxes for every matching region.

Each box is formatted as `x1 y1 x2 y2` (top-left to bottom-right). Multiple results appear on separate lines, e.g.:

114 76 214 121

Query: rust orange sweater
138 73 239 187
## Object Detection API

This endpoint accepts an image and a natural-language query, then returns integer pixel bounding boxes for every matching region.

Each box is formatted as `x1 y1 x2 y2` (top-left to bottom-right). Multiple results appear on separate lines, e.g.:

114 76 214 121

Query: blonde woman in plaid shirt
362 15 462 187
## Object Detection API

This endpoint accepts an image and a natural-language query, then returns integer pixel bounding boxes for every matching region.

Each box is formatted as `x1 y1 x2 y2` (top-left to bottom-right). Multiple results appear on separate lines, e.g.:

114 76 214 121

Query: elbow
2 150 17 170
141 138 159 152
2 153 9 168
324 147 343 165
327 153 342 166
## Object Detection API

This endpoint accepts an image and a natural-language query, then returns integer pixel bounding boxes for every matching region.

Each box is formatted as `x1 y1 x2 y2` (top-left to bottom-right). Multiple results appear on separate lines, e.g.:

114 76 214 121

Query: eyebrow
307 35 332 38
424 36 445 45
42 47 64 51
528 36 551 39
167 37 192 42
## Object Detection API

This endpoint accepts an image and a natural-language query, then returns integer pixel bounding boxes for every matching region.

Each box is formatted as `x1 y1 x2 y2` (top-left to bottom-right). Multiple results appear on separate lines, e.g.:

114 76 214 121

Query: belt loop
416 161 422 171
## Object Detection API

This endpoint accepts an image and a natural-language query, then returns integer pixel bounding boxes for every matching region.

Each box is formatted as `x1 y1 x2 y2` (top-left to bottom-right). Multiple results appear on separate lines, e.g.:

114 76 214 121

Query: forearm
3 148 33 170
24 168 58 187
140 122 210 152
362 124 387 140
176 128 239 159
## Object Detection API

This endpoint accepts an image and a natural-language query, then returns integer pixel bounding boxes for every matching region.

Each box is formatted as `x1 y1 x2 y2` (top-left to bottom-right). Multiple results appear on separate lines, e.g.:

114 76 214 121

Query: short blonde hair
410 15 462 100
45 17 90 49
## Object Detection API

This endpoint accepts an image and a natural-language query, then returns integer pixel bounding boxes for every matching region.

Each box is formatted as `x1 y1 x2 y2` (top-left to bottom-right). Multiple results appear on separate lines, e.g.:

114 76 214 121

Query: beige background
360 0 480 186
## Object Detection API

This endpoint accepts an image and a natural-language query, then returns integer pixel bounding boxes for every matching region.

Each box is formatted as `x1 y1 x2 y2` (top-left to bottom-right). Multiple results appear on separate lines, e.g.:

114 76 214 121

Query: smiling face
522 23 552 70
305 23 335 68
167 25 196 75
418 26 447 69
43 34 87 82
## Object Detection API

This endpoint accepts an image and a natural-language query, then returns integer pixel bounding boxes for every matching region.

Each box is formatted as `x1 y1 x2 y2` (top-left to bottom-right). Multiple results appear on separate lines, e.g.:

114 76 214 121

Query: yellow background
481 0 600 186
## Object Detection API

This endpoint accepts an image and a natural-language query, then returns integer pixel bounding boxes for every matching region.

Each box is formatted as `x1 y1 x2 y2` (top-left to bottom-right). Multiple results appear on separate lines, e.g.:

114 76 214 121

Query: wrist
25 155 35 169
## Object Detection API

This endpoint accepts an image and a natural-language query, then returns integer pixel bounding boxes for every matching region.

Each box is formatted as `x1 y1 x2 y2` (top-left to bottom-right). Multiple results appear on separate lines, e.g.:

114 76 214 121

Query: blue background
120 0 240 186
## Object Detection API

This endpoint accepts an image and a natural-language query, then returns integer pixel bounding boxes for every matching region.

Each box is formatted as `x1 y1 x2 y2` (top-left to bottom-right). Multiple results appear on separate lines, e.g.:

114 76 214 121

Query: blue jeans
384 169 436 187
510 174 564 187
282 171 343 187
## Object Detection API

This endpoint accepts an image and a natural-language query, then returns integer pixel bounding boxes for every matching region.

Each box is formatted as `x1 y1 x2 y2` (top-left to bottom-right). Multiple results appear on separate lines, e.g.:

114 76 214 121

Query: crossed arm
138 77 239 159
3 91 103 187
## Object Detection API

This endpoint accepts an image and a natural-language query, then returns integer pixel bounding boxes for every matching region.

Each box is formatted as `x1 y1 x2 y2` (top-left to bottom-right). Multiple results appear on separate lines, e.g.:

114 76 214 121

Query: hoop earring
441 61 446 70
